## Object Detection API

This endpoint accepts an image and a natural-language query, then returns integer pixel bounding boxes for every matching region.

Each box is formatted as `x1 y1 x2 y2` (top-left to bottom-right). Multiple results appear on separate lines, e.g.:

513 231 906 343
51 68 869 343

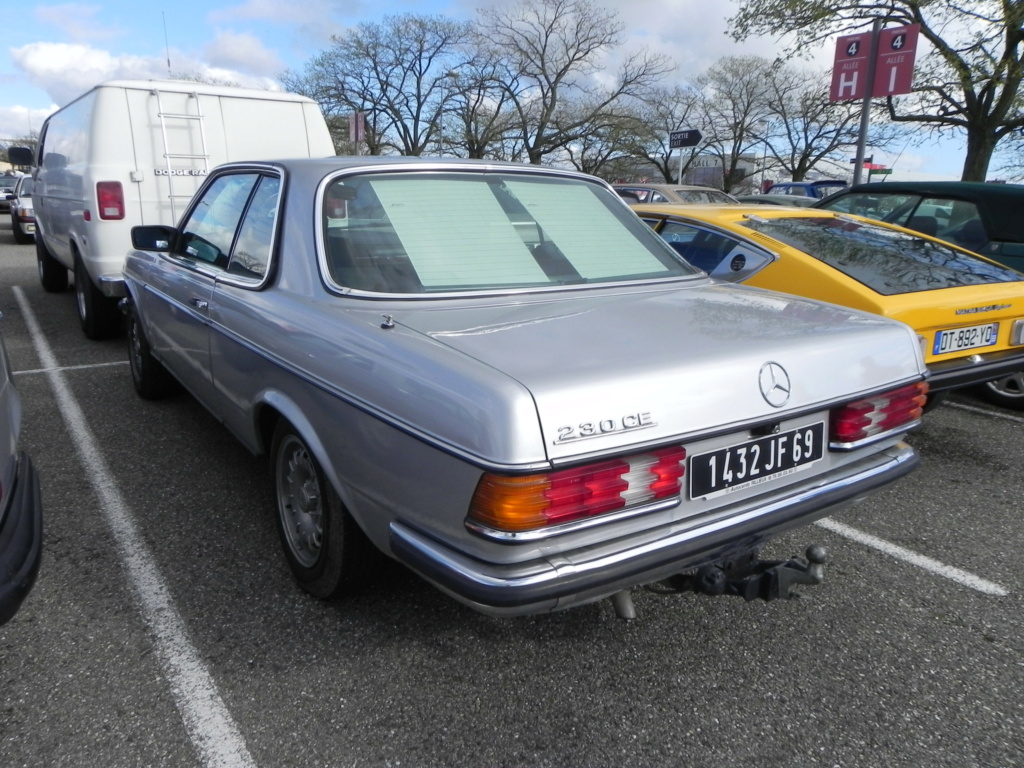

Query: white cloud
33 3 124 43
9 42 284 109
0 105 57 144
204 31 285 78
10 43 165 106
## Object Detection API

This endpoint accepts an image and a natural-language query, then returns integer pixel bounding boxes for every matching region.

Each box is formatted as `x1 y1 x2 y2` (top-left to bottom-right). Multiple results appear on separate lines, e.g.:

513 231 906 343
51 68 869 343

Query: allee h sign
829 24 920 102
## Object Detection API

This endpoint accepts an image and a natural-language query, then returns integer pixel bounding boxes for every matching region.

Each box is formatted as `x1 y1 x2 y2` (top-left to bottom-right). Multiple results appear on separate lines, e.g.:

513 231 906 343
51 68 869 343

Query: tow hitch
672 545 829 602
609 546 828 620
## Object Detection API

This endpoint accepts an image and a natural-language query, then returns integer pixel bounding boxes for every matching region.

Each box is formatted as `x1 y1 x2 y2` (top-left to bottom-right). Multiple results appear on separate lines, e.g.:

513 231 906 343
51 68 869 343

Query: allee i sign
829 23 920 102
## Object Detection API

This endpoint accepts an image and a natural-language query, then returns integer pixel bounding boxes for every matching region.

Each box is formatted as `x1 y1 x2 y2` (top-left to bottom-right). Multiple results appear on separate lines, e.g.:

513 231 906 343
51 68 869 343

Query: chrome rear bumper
391 443 918 616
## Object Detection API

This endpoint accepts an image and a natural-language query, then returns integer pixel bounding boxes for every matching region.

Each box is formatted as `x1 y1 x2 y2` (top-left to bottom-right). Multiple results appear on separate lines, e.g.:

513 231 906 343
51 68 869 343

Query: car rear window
321 172 699 293
740 215 1023 295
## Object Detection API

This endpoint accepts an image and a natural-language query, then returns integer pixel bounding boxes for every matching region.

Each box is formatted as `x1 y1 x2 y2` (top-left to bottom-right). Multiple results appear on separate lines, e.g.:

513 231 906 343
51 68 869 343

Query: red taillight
96 181 125 220
468 445 687 533
830 381 928 445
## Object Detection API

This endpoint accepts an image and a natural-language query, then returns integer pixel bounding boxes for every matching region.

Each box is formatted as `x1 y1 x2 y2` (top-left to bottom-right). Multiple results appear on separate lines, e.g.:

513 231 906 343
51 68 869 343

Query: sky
2 0 971 181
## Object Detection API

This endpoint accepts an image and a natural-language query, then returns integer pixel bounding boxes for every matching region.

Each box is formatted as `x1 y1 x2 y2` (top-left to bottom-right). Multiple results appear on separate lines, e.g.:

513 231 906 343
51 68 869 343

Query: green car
813 180 1024 273
814 181 1024 409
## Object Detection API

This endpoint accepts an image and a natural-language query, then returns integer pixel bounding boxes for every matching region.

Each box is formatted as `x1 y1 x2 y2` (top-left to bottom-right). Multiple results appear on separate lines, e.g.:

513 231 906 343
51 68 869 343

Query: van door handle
190 297 209 310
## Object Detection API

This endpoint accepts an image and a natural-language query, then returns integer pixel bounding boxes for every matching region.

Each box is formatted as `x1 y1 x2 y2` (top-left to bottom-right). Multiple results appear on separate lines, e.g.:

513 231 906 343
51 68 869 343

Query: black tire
974 373 1024 411
126 301 181 399
74 254 122 339
12 216 32 245
36 234 69 292
271 421 375 599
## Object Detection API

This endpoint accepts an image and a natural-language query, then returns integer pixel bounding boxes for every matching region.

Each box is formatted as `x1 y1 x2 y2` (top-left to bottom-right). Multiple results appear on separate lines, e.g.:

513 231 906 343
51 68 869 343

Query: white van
29 79 336 338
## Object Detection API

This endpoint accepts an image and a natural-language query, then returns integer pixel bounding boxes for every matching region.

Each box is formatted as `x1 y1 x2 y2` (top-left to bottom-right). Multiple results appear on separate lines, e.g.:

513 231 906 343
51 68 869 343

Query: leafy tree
729 0 1024 181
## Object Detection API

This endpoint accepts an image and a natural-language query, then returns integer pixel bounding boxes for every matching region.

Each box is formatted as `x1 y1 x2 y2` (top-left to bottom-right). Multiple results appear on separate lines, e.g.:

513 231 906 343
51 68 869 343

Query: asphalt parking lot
1 229 1022 768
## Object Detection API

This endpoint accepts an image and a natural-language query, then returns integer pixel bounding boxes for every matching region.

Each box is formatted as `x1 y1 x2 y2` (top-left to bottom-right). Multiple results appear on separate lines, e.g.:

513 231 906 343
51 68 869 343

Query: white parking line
15 360 129 376
13 287 257 768
815 517 1009 596
947 399 1024 425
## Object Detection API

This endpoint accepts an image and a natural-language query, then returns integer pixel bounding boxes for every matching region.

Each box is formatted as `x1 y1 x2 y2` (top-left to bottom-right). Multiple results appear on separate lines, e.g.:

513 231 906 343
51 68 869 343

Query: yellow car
633 203 1024 409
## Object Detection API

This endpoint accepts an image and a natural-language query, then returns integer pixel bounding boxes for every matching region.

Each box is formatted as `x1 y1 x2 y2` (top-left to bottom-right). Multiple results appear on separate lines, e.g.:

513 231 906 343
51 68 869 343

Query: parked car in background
7 176 35 244
633 203 1024 410
0 183 14 213
812 180 1024 272
613 183 739 204
0 322 43 626
764 180 848 200
123 156 927 619
734 193 816 207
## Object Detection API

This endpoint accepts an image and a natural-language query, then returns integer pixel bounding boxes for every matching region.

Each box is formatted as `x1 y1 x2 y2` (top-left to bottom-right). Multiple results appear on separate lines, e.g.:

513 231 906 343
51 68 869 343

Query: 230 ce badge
554 412 656 444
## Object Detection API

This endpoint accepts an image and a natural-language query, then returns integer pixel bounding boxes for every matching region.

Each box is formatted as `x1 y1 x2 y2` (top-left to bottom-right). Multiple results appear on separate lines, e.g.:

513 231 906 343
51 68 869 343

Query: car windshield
740 216 1024 295
322 171 699 293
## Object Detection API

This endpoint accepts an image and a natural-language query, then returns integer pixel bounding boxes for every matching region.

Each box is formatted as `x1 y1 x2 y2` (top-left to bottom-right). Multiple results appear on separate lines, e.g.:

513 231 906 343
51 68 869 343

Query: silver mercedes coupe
123 157 928 618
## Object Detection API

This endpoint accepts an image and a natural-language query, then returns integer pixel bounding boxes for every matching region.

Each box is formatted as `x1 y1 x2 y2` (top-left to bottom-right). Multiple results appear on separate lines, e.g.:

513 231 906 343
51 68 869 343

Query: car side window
825 192 918 221
227 175 280 280
177 174 260 270
650 191 669 203
659 221 735 272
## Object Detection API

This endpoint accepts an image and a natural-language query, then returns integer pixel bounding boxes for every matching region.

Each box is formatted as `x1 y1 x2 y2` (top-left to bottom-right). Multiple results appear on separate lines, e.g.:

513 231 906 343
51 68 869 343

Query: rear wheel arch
269 416 379 599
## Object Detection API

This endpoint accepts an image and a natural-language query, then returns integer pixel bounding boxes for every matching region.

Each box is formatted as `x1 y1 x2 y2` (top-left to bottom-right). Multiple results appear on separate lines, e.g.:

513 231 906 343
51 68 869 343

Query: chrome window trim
312 167 702 299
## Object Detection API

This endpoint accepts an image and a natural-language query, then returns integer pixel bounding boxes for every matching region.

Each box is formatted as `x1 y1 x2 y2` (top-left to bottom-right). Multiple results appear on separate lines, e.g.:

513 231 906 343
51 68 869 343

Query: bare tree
693 56 774 193
282 15 472 156
759 65 900 183
474 0 673 165
436 57 523 159
607 86 706 183
729 0 1024 181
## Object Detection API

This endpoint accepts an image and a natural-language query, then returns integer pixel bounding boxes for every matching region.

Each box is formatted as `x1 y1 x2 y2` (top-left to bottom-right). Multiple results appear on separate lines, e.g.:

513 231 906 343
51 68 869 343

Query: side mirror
132 224 176 252
7 147 34 167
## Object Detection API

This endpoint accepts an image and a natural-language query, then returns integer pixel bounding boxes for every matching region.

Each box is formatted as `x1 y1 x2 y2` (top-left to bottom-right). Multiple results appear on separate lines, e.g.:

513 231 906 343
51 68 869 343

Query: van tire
74 254 121 339
36 236 69 292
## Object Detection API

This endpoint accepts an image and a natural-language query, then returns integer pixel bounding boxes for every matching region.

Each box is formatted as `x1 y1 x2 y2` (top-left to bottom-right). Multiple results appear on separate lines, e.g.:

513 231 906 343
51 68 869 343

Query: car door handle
190 297 209 310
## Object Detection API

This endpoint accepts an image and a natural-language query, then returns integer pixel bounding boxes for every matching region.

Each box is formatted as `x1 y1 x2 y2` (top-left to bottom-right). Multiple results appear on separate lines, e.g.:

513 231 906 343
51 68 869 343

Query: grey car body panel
123 156 927 616
0 328 43 625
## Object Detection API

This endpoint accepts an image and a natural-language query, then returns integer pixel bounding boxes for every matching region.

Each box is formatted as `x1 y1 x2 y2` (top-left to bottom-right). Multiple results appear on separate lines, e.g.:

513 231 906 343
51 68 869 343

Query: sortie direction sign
669 129 702 148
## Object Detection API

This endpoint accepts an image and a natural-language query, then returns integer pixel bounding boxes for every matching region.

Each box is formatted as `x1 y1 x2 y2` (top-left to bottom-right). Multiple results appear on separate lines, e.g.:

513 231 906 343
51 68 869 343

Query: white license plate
689 422 825 500
932 322 999 356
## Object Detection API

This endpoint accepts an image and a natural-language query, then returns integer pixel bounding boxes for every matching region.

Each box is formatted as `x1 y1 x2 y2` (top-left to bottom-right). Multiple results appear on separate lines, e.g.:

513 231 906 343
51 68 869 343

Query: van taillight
467 445 686 534
96 182 125 220
830 381 928 447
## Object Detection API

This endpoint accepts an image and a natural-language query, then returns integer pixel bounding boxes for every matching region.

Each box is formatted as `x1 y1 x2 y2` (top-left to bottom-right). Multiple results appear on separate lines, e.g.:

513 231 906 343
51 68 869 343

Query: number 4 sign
829 23 920 102
872 24 920 96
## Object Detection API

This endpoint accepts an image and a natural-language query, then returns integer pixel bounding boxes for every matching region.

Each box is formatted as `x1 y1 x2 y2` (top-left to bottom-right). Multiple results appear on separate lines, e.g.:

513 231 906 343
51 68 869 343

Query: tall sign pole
830 20 920 184
852 18 882 185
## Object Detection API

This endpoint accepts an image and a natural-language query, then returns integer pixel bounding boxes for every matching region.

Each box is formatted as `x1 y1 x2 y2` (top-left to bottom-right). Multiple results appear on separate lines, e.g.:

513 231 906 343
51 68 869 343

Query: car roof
615 183 721 191
219 155 601 179
815 180 1024 243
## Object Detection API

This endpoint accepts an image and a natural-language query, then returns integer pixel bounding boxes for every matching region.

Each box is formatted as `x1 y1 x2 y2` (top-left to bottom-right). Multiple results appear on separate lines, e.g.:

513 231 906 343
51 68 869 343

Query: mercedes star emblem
759 361 791 408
